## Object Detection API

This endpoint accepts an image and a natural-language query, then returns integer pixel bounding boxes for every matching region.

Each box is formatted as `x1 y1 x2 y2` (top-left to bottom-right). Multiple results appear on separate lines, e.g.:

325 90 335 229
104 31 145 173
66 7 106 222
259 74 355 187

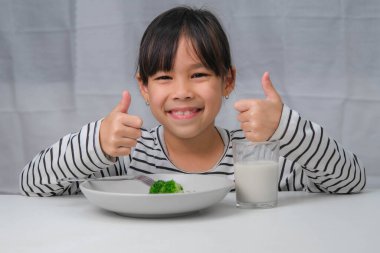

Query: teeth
173 110 193 116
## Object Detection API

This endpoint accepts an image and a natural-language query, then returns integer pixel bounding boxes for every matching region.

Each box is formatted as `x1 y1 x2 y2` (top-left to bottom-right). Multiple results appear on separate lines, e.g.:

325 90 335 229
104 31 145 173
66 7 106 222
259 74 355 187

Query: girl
20 6 365 196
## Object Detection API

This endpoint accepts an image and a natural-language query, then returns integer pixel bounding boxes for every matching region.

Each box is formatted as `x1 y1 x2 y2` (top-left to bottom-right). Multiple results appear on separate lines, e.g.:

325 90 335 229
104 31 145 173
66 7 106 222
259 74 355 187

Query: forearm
271 105 366 193
19 120 116 196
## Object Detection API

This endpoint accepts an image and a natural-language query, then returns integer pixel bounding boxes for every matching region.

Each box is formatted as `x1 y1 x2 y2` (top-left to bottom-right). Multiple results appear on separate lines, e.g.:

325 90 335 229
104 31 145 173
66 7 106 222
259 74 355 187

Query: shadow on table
198 190 369 220
276 190 369 208
91 190 369 221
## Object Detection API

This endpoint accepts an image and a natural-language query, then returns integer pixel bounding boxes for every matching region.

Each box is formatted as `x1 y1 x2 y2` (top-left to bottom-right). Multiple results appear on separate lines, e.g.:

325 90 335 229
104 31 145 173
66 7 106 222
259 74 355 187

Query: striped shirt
19 105 366 196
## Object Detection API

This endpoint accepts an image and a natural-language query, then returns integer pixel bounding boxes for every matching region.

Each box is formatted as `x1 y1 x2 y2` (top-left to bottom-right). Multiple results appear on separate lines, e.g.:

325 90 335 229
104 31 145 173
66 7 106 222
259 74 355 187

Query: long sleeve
19 120 127 196
270 105 366 193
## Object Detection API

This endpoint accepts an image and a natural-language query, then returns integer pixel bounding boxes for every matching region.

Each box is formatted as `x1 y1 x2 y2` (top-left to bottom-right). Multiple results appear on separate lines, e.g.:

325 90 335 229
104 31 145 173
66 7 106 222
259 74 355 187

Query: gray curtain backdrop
1 0 379 194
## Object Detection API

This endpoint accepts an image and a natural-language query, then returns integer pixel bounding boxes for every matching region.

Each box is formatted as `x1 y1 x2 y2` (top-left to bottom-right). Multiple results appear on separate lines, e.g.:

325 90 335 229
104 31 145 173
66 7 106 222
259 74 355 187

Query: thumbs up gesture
234 72 283 142
99 91 143 158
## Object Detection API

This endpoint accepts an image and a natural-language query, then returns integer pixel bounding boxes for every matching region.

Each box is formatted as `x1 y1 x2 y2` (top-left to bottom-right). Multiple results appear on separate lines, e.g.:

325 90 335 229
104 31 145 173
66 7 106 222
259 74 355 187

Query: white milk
235 160 278 205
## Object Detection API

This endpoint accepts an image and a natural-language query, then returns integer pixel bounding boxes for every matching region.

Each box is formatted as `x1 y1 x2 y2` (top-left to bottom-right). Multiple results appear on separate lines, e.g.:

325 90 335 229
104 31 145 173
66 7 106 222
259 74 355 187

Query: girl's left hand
234 72 283 142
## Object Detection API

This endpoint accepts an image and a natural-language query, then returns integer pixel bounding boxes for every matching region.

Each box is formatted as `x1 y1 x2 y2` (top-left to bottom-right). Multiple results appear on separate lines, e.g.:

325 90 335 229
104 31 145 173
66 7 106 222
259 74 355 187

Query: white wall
1 0 379 194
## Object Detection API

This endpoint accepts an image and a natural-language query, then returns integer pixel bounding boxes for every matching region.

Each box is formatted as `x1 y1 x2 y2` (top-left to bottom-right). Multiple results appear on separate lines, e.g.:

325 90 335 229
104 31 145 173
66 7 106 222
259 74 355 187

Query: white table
1 190 379 253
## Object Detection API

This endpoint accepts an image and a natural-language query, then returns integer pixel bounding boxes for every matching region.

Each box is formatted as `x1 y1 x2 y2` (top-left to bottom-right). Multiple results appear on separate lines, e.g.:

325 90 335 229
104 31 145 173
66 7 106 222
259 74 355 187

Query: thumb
114 90 131 113
261 72 281 101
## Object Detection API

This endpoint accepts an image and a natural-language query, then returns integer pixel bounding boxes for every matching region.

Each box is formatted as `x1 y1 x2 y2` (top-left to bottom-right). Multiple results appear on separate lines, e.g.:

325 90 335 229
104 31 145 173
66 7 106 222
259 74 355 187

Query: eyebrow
189 63 206 69
152 63 206 77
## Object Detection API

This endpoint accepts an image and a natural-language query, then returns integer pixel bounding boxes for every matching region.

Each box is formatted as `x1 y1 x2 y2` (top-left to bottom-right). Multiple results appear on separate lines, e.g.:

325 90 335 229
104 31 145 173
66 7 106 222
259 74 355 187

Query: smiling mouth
167 108 203 120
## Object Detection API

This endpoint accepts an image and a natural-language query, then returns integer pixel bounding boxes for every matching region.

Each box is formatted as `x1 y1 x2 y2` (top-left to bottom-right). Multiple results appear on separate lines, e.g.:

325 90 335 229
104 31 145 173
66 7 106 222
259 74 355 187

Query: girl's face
138 36 235 140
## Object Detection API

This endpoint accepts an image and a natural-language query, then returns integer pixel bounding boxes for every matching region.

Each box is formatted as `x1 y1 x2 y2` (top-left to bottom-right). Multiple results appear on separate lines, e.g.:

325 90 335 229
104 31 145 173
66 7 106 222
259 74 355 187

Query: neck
164 125 221 155
163 124 225 173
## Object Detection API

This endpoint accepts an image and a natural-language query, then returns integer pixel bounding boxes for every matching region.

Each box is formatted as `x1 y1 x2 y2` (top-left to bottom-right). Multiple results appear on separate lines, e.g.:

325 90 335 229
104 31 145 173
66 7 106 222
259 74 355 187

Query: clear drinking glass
233 140 279 208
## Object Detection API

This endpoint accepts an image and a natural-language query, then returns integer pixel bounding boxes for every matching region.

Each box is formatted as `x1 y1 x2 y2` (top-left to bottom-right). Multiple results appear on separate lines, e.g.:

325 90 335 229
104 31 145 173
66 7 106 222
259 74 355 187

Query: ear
136 73 149 102
223 67 236 97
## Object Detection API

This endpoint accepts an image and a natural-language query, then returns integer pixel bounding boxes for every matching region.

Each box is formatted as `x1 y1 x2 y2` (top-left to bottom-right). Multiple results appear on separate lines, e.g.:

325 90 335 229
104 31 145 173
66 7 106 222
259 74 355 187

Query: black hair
137 6 232 85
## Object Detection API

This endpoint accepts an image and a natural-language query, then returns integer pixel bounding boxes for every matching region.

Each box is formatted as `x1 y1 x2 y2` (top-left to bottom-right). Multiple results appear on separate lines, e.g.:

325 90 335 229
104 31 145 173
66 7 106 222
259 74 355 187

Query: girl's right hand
99 90 143 158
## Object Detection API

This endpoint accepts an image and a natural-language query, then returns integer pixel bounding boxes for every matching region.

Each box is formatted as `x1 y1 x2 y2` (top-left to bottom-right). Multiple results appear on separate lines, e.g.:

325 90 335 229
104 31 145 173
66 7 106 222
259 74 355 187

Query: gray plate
80 174 234 218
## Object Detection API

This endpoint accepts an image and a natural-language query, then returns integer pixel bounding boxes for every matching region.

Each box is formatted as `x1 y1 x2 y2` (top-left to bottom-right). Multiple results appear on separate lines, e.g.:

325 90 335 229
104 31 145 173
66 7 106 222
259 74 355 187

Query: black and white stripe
19 105 366 196
272 105 366 193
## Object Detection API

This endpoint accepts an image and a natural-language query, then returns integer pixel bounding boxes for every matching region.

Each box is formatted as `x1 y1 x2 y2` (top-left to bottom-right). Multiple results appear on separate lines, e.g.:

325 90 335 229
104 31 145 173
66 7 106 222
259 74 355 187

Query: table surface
1 189 379 253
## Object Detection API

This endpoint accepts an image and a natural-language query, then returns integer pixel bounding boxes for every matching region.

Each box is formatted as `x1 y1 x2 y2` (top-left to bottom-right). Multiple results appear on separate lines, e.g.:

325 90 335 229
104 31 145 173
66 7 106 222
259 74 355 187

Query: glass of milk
233 140 279 208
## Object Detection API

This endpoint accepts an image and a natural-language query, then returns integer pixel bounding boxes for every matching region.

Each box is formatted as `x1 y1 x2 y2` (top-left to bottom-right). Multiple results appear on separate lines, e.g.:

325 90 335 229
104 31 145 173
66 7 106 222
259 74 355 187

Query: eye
155 75 172 80
191 73 209 79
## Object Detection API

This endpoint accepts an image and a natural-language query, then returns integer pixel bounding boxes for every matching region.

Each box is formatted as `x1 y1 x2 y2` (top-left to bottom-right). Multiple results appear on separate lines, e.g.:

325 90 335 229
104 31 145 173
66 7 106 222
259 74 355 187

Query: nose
172 79 194 100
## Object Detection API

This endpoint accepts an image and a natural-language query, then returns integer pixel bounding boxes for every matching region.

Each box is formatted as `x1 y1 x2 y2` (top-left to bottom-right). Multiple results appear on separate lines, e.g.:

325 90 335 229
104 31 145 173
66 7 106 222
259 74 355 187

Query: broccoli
149 179 184 194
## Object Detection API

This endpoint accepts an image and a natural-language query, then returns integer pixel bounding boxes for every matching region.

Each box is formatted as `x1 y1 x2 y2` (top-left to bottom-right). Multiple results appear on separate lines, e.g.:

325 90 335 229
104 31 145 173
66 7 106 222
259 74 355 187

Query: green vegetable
149 179 184 194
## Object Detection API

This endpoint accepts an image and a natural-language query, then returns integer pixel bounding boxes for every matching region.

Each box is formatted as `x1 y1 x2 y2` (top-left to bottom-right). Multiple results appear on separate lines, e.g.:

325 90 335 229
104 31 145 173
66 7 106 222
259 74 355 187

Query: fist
234 72 283 142
99 91 143 158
